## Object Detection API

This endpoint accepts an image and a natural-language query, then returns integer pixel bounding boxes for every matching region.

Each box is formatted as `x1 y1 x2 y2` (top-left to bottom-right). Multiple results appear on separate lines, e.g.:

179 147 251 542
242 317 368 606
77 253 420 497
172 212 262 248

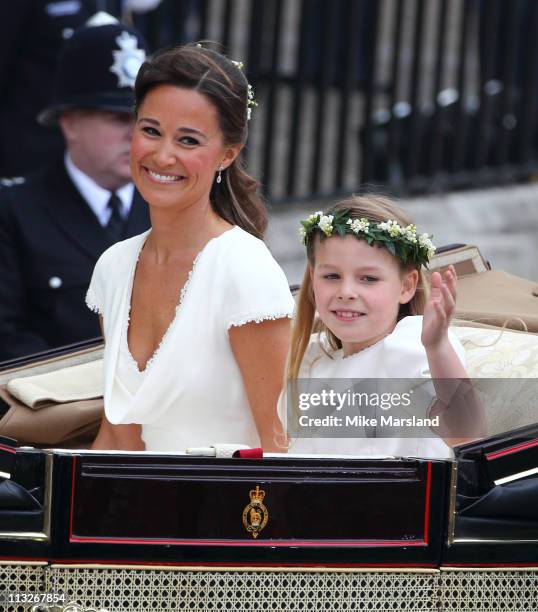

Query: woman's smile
142 166 185 184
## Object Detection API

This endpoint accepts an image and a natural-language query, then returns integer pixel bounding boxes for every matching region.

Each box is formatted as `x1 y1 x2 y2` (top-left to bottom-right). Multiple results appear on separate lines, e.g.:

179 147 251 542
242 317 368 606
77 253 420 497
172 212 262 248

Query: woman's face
130 84 241 210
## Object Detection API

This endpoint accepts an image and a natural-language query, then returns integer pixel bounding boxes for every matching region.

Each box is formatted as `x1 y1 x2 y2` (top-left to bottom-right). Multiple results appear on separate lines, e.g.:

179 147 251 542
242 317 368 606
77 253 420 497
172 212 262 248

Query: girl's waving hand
421 265 457 350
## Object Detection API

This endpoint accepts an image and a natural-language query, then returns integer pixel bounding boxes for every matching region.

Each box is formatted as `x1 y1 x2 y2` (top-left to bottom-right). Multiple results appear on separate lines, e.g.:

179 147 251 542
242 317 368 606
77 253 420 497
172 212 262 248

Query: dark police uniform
0 160 150 361
0 16 149 361
0 0 100 178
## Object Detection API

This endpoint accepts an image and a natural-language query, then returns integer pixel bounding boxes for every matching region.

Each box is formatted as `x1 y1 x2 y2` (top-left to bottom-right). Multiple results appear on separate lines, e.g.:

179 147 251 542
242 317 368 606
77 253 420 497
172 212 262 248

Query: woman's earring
216 167 223 184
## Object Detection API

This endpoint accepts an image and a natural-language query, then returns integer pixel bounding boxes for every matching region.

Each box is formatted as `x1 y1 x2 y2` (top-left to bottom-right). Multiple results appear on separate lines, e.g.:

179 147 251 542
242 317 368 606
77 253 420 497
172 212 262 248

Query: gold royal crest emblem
242 486 268 539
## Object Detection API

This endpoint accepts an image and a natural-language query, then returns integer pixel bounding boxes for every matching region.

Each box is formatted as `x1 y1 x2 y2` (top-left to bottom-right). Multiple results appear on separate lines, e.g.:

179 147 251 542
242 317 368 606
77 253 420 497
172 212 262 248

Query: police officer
0 1 102 179
0 15 150 361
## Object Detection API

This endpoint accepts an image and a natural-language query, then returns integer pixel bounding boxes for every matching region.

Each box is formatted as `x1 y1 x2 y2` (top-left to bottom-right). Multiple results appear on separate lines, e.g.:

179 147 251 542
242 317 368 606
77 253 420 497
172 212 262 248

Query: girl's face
130 84 241 210
311 235 418 357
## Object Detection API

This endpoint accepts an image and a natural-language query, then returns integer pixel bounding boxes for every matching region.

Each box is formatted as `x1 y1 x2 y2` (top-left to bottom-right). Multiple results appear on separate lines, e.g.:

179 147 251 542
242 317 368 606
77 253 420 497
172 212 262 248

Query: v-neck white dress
86 226 295 451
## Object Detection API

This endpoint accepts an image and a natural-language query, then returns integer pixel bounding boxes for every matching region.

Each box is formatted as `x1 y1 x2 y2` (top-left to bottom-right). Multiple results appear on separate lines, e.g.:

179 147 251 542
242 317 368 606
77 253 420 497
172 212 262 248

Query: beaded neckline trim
124 228 238 375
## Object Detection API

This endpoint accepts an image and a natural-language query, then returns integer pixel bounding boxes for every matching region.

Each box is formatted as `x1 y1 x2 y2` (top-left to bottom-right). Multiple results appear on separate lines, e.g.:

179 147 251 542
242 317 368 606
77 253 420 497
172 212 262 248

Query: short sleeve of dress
223 234 295 329
85 254 106 316
85 231 149 319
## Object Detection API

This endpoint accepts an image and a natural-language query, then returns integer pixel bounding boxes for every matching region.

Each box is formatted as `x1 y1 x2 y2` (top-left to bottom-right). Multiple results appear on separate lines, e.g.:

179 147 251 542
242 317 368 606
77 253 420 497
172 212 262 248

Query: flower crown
299 209 436 267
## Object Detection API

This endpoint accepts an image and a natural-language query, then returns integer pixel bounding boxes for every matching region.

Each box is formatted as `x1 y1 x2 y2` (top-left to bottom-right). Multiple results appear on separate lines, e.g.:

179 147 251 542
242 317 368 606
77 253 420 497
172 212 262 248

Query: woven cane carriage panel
46 567 439 611
440 570 538 611
0 563 46 612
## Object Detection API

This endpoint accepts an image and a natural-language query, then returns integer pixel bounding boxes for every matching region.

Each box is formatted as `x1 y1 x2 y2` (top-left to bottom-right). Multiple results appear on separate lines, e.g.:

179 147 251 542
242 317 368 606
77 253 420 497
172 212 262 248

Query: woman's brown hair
134 43 267 239
287 194 428 380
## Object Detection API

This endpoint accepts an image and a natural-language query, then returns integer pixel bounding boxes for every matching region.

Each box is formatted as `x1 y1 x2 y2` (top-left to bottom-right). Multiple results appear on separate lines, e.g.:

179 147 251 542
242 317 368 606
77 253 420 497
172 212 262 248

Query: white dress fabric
285 316 467 459
86 226 295 452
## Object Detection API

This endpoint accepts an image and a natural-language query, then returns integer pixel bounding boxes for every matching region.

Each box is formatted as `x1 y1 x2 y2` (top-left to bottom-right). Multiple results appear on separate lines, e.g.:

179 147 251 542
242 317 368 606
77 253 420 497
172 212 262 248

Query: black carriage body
2 423 538 567
2 452 448 566
444 422 538 566
1 428 538 568
1 432 538 612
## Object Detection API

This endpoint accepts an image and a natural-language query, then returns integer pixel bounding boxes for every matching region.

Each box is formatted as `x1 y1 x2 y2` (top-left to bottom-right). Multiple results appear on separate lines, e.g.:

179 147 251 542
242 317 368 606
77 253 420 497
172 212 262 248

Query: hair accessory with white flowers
299 208 436 267
193 47 257 121
231 59 258 120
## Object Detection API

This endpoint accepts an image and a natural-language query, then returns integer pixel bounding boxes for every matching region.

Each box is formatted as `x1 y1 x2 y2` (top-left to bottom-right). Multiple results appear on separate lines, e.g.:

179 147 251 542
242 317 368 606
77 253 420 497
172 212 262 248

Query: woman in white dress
87 44 294 452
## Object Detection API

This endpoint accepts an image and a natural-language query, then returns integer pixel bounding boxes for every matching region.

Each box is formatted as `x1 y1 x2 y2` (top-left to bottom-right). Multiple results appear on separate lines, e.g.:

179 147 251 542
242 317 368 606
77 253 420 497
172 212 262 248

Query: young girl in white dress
284 195 485 458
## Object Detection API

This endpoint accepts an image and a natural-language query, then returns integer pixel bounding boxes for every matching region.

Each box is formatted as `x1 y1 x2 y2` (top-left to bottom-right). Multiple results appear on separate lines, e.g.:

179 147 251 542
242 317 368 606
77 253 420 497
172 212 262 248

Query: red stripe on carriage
0 443 17 454
49 558 440 568
68 535 428 547
69 455 77 543
485 438 538 460
423 461 432 545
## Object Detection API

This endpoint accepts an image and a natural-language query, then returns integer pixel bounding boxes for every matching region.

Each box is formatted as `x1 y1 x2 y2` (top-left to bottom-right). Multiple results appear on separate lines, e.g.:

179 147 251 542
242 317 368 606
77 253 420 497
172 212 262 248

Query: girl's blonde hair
288 194 428 380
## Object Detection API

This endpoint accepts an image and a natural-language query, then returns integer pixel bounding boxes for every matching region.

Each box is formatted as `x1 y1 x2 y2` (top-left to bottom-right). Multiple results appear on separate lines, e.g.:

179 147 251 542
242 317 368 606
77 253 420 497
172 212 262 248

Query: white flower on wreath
378 219 401 237
419 233 436 258
298 226 307 244
347 218 370 234
403 224 418 243
317 214 334 236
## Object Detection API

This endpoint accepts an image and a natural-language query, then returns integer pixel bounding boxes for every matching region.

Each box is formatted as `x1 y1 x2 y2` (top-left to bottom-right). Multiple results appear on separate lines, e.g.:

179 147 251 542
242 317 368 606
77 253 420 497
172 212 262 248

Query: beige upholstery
6 359 103 409
452 325 538 436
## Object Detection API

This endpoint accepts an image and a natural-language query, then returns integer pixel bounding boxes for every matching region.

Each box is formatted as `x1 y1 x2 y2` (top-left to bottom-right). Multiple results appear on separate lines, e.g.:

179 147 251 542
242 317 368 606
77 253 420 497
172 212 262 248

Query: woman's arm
422 266 487 445
229 317 291 452
92 415 145 450
90 315 146 451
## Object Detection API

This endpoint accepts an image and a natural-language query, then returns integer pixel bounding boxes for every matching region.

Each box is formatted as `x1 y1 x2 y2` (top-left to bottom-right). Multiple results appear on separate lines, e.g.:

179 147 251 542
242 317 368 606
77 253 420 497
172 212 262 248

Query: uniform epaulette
0 176 26 188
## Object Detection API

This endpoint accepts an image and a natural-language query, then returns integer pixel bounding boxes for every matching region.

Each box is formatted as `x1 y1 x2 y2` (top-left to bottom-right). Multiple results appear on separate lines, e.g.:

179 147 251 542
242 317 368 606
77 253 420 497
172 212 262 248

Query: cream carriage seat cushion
6 360 103 409
452 325 538 436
